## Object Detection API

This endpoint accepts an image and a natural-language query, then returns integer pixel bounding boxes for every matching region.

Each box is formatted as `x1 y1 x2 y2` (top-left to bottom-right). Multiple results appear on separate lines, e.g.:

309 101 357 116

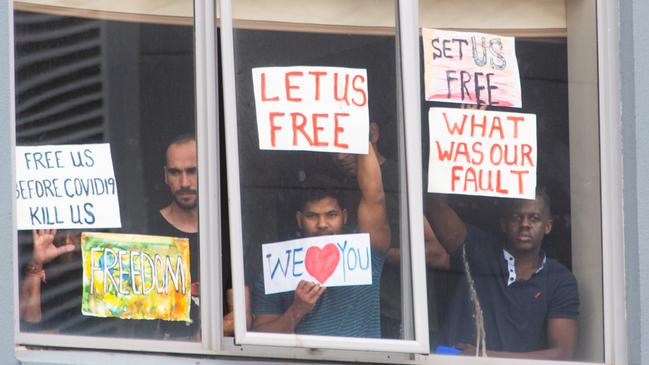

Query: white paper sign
16 144 122 229
262 233 371 295
422 28 522 108
428 107 537 199
252 66 369 154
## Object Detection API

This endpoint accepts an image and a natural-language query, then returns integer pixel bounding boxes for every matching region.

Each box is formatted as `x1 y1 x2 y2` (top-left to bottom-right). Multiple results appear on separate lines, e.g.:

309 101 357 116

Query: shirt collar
502 249 547 286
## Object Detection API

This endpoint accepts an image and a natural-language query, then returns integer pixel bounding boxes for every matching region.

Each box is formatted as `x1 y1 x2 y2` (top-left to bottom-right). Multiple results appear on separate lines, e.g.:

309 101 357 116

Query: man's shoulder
543 256 578 282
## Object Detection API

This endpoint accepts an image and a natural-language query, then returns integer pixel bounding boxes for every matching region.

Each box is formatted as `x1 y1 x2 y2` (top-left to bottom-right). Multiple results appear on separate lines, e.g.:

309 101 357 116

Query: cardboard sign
252 66 370 154
427 107 536 199
15 144 121 229
81 232 191 321
262 233 371 295
422 28 522 108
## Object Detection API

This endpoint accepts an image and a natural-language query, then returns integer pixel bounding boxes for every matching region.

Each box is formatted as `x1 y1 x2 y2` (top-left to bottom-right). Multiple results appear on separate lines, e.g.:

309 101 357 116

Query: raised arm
19 230 75 322
425 194 467 255
356 145 390 253
424 216 450 269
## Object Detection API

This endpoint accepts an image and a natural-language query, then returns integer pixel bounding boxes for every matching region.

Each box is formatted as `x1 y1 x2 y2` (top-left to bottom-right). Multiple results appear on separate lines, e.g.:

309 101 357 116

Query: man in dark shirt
427 188 579 359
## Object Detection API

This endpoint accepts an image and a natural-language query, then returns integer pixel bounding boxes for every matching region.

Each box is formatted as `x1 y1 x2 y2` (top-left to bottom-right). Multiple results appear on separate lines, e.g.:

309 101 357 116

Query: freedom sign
262 233 371 295
15 144 121 229
422 28 522 108
81 232 191 321
428 107 537 199
252 66 369 154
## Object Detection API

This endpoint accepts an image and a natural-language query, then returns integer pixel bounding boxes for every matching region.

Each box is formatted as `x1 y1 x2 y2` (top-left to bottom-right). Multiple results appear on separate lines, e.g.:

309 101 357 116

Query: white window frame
11 0 223 356
12 0 628 363
221 0 431 355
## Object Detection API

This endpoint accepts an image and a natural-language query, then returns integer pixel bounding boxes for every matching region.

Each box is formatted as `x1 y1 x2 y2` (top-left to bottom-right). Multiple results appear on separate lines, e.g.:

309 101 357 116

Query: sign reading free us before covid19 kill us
16 144 122 230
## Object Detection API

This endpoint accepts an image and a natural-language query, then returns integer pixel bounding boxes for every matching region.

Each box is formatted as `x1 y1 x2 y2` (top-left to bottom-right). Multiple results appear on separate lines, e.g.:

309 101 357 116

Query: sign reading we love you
262 233 371 295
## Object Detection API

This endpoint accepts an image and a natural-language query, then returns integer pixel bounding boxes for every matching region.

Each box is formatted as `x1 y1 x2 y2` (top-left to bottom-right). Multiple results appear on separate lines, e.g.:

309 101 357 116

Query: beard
173 189 198 210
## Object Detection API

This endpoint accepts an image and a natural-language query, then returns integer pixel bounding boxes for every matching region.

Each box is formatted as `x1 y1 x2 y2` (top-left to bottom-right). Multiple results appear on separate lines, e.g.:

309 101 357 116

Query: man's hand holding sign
252 66 390 336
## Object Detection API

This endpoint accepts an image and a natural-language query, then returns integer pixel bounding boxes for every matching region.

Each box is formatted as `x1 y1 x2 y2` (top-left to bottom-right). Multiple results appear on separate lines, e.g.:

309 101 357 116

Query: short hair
165 133 196 166
168 133 196 148
298 174 344 211
500 184 552 217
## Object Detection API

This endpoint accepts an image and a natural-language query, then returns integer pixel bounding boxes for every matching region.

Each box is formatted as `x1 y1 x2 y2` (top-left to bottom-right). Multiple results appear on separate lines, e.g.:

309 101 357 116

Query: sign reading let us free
261 233 371 295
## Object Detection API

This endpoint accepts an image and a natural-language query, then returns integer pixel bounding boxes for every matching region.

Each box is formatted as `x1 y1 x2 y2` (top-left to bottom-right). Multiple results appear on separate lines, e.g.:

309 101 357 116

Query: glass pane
419 3 602 362
15 3 202 341
229 0 416 340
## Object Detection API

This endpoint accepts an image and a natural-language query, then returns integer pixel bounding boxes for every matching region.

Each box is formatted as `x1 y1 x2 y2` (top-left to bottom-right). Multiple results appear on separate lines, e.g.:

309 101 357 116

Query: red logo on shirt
533 291 542 300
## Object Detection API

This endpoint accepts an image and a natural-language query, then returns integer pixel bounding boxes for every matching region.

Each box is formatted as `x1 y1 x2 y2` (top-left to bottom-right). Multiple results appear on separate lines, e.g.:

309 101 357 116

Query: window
12 0 623 364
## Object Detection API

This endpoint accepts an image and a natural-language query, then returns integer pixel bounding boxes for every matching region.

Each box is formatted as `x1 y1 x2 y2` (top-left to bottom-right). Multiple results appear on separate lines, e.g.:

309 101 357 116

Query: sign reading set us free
252 66 370 154
81 232 191 322
422 28 522 108
262 233 371 295
15 144 121 230
427 107 537 199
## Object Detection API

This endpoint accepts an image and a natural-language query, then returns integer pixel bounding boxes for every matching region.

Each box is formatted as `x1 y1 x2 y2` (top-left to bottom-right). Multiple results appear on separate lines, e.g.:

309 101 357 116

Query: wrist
25 260 46 283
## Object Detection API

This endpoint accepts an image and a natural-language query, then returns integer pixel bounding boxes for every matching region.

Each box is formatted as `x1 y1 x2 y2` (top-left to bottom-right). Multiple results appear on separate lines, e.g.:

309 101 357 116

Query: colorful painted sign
252 66 370 154
422 28 522 108
262 233 371 295
15 144 121 230
427 107 537 199
81 232 191 322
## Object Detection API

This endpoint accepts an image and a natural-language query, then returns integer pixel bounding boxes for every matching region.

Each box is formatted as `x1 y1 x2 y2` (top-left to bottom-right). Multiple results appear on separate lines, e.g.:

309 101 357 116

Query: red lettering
470 114 487 137
285 71 303 102
443 112 467 135
334 73 350 106
451 165 463 192
333 113 349 149
506 116 524 138
308 71 327 101
312 113 328 147
521 144 534 166
510 170 529 194
495 170 508 194
261 73 279 101
454 142 470 163
291 112 313 146
269 112 284 147
490 144 503 165
471 141 484 164
463 166 477 192
489 116 504 138
351 75 367 106
436 141 454 161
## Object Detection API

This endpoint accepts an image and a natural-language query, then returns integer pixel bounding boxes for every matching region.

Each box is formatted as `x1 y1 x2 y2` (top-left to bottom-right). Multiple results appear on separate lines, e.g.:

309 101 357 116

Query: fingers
296 280 325 304
32 229 56 241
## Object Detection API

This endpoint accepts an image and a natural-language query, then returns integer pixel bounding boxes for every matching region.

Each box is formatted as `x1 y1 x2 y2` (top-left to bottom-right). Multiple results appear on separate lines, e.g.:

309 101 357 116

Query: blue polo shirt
441 226 579 352
253 248 385 338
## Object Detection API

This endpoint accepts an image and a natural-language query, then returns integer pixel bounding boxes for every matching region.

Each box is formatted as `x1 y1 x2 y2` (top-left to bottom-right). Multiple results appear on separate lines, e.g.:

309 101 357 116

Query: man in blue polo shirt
427 188 579 359
252 146 390 338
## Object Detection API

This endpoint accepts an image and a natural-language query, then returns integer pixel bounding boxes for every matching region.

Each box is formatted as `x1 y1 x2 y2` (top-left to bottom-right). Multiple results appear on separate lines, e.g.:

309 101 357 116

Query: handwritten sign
422 28 522 108
262 233 371 295
427 107 536 199
15 144 121 230
81 232 191 321
252 66 370 154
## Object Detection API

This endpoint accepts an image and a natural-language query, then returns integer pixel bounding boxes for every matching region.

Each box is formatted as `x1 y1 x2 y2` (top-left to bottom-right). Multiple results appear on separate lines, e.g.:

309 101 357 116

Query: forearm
253 304 306 334
19 273 42 322
425 194 466 254
357 147 390 252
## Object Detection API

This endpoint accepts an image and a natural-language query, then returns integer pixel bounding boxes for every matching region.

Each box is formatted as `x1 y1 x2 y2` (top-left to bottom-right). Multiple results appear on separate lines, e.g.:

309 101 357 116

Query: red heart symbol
305 243 340 285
